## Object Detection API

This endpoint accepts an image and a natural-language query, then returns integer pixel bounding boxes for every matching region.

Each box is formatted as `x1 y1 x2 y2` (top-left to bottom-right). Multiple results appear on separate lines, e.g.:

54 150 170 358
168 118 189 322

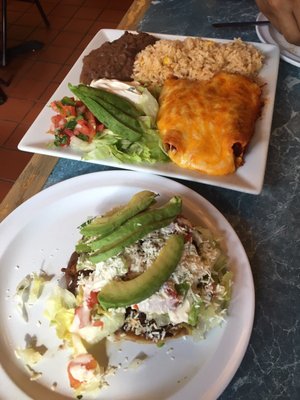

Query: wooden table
0 0 151 222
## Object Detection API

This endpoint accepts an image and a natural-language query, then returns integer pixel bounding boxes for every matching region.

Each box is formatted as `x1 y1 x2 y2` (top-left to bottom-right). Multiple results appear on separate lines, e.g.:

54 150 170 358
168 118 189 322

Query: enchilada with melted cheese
157 72 263 175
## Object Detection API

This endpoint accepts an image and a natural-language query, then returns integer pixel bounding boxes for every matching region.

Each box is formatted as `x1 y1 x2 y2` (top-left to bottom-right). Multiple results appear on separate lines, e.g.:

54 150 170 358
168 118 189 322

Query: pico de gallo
49 96 105 147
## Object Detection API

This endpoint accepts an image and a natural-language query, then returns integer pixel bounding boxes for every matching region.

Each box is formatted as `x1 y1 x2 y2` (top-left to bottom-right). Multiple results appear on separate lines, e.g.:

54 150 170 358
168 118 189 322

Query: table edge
0 0 151 223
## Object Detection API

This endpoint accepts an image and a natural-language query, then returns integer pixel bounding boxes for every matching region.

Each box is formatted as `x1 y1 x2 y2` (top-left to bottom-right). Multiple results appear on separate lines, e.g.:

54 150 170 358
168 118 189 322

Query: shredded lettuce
220 270 233 306
188 299 202 327
15 347 44 367
185 234 233 340
15 275 31 321
135 86 159 121
44 287 76 342
187 294 227 341
71 127 169 164
71 333 89 356
15 272 49 321
15 339 47 381
70 79 169 164
78 311 125 344
28 274 47 304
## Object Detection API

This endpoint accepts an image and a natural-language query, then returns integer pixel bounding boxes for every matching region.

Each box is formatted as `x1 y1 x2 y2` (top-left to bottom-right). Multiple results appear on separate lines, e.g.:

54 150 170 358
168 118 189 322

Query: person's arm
256 0 300 45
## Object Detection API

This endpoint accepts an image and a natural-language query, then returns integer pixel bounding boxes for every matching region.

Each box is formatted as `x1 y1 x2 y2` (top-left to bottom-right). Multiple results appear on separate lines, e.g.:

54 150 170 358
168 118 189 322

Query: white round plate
256 12 300 67
0 171 254 400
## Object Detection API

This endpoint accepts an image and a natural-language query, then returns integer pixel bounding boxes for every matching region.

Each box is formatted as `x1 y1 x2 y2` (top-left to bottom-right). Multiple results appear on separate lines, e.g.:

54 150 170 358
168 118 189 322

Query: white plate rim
17 28 280 195
256 12 300 67
0 170 254 400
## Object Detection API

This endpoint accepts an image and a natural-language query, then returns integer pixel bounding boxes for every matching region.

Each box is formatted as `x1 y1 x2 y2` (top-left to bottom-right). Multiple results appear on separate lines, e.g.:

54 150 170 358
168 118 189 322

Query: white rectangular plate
18 29 280 194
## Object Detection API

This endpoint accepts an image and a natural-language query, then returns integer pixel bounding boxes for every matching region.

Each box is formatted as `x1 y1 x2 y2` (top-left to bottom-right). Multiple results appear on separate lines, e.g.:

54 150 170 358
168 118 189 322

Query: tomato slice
67 365 81 389
87 291 99 309
92 320 104 327
75 306 90 328
67 354 98 389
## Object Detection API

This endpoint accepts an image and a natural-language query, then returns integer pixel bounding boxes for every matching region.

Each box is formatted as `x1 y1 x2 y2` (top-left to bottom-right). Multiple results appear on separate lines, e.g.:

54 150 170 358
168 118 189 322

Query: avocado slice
80 190 157 237
77 196 182 258
86 196 182 252
88 217 174 263
98 234 184 309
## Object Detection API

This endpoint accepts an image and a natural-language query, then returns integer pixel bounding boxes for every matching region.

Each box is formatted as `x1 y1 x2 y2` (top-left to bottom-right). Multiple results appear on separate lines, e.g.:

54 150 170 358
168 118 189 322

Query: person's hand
255 0 300 45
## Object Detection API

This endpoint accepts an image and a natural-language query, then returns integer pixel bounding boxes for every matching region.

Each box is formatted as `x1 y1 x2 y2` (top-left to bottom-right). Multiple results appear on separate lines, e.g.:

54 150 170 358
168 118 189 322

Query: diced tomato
96 123 105 132
50 97 104 147
166 287 178 298
75 306 90 328
64 128 75 137
63 105 76 117
87 291 99 309
184 232 193 243
67 367 81 389
76 103 86 115
92 320 104 327
85 110 97 130
67 354 98 389
75 120 93 136
50 101 62 114
85 358 97 370
75 120 96 142
165 282 179 299
50 100 76 117
51 114 66 127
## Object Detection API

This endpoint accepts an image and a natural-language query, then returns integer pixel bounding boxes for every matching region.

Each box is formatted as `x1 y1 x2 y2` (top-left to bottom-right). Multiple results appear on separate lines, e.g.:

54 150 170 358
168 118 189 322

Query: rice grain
132 37 264 86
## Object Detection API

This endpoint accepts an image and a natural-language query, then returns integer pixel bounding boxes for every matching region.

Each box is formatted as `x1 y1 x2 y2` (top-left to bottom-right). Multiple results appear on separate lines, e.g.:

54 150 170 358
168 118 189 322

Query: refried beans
80 31 158 84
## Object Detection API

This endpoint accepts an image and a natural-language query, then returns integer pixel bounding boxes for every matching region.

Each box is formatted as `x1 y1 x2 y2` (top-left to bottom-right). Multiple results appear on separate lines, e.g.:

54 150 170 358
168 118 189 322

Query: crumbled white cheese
74 219 230 345
77 257 127 298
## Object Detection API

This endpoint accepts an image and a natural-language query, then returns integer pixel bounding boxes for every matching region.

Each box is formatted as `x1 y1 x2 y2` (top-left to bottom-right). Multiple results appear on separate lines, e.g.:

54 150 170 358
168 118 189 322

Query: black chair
1 0 50 67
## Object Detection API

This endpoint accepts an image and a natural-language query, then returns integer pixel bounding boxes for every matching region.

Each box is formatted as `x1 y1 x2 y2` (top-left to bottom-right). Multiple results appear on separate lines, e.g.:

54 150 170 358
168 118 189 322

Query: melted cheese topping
157 72 262 175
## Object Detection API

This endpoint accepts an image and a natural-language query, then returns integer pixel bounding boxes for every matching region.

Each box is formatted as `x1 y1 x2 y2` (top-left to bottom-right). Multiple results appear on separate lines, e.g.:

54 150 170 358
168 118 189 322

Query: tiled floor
0 0 134 203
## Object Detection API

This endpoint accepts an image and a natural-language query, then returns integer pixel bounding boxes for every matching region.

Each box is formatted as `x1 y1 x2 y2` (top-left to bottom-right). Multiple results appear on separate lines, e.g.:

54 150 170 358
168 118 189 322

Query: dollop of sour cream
90 79 142 104
137 289 191 324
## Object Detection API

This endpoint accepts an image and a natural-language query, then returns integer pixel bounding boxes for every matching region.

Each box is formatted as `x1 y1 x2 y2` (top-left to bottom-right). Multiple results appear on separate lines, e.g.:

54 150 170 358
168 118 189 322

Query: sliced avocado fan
98 234 184 309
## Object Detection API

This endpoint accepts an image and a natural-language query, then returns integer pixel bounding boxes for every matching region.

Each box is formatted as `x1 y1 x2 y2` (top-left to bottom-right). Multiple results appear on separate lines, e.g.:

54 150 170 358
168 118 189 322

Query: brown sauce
61 251 92 294
80 31 158 85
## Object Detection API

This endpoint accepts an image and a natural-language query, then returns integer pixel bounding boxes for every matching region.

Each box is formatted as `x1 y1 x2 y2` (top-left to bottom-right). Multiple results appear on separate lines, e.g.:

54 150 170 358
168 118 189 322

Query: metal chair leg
2 0 7 66
34 0 50 28
1 0 49 67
